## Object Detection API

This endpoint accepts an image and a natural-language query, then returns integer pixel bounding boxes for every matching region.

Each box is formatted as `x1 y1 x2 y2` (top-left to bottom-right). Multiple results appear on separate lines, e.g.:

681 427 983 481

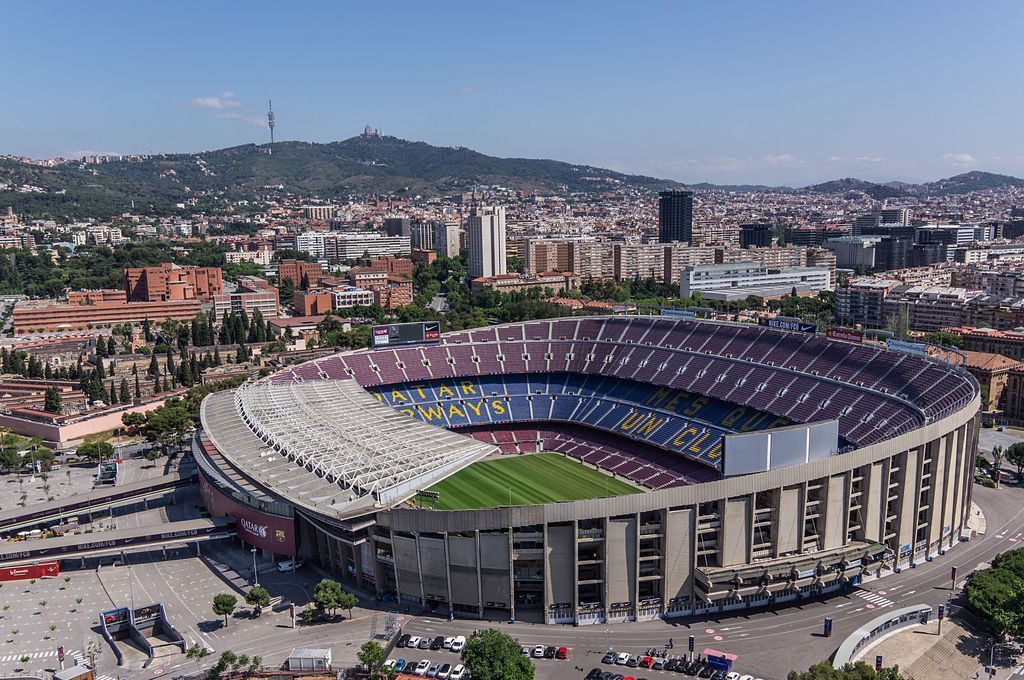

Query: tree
119 378 131 403
339 591 359 619
0 448 21 472
1008 443 1024 479
312 579 347 616
43 387 62 413
143 398 193 454
77 441 114 461
787 661 908 679
358 640 386 672
992 445 1006 487
212 594 237 627
244 585 271 614
461 629 534 680
147 354 160 378
121 411 146 435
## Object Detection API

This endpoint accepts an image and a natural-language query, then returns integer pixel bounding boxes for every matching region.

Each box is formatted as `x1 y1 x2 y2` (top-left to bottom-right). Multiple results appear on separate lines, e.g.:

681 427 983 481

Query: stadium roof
201 380 494 516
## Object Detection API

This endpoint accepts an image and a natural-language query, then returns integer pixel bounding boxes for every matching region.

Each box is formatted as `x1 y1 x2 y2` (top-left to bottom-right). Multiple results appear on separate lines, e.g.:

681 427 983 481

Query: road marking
905 590 916 596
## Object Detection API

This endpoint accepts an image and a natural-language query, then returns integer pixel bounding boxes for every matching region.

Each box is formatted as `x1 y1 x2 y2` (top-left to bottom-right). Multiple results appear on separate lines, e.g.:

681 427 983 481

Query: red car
639 656 653 668
556 647 568 659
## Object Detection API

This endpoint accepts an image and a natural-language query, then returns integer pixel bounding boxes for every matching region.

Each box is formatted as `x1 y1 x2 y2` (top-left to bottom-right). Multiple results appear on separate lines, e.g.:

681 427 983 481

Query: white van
277 559 303 572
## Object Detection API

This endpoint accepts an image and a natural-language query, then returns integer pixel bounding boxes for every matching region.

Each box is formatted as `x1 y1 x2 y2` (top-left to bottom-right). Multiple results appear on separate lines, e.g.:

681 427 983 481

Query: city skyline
5 1 1024 185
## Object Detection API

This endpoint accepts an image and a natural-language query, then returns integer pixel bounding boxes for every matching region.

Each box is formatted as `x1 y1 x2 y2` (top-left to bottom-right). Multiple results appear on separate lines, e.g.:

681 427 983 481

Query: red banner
0 561 59 581
827 327 864 343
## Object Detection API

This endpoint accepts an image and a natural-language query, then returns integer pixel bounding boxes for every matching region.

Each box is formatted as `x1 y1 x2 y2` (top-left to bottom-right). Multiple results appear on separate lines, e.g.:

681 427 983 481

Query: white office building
679 262 832 301
433 221 461 258
331 286 375 309
467 207 507 278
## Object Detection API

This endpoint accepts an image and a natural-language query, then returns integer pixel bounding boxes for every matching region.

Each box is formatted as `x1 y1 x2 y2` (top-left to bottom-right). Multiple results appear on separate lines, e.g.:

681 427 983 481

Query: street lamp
251 547 259 587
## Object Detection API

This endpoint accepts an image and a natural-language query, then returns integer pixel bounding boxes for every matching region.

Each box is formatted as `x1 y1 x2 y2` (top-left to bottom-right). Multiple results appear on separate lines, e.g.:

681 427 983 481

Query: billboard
758 317 817 333
660 308 696 319
371 321 441 348
722 420 840 476
827 327 864 343
0 561 59 582
886 338 928 357
199 475 296 555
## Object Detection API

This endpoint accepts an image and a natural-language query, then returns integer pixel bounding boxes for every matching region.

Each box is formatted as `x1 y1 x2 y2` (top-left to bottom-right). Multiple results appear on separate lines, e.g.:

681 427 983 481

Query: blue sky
4 1 1023 185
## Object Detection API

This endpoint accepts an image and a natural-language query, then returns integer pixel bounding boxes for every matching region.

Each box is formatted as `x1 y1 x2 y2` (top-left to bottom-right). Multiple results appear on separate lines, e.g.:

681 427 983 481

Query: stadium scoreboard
372 321 441 348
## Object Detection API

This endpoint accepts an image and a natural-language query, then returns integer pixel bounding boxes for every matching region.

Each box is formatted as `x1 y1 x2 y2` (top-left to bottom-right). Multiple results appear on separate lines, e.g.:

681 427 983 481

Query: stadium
195 316 980 625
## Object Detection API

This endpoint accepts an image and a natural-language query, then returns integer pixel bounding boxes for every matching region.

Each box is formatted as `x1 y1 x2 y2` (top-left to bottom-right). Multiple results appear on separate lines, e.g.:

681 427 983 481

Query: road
26 482 1021 680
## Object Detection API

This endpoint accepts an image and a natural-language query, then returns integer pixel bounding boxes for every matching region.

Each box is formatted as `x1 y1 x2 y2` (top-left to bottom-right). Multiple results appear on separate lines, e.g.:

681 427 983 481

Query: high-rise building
466 206 507 278
433 221 461 258
739 223 774 249
658 190 694 244
384 217 412 238
410 220 435 250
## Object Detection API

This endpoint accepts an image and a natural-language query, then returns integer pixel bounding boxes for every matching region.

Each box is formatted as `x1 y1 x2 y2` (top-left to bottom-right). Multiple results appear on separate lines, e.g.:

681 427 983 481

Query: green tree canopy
212 593 237 627
77 441 114 461
461 628 534 680
312 579 347 616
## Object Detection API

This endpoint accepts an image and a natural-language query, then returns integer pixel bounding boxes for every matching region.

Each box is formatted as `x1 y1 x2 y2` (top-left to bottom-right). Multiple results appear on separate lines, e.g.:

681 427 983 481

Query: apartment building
470 272 580 296
679 263 831 301
835 278 901 328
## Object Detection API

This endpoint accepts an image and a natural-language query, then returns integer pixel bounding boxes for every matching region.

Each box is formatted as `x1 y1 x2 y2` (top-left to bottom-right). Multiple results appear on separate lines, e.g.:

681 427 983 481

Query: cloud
759 153 803 166
827 156 885 163
213 112 266 127
941 152 977 168
190 92 242 110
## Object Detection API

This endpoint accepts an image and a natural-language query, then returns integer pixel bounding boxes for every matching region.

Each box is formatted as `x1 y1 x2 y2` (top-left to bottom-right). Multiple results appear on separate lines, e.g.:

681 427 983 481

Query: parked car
616 652 630 665
543 646 556 658
414 658 430 676
426 662 440 677
557 647 568 659
430 635 445 650
448 665 465 680
276 559 303 572
443 636 455 649
437 664 453 679
397 634 411 648
602 651 617 664
533 645 546 658
450 635 466 653
407 636 422 649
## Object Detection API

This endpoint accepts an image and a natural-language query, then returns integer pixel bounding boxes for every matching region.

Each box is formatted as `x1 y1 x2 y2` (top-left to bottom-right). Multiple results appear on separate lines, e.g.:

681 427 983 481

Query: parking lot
392 621 768 680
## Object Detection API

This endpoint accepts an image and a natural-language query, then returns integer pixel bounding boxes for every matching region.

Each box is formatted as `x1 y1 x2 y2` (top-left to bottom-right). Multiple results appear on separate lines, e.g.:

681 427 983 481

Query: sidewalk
858 617 1019 680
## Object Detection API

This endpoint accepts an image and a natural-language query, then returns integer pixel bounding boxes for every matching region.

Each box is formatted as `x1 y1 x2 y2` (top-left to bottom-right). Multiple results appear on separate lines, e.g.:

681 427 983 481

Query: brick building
278 259 323 287
962 350 1021 412
13 298 202 333
123 263 222 302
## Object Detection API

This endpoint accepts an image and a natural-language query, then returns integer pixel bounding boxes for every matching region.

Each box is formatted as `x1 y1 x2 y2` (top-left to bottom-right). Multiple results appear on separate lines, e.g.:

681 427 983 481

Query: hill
914 171 1024 195
0 136 685 220
802 177 909 200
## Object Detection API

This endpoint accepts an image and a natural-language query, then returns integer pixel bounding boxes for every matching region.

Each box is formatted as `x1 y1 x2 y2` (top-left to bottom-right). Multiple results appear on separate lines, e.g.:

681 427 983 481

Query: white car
437 664 453 679
407 636 422 649
449 665 466 680
616 652 630 665
725 673 741 680
450 635 466 653
443 636 455 649
276 559 303 572
414 659 431 676
382 659 397 670
532 645 545 658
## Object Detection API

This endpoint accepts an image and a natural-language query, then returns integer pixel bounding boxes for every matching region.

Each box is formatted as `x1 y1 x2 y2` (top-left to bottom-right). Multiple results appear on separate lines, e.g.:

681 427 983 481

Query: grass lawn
423 453 642 510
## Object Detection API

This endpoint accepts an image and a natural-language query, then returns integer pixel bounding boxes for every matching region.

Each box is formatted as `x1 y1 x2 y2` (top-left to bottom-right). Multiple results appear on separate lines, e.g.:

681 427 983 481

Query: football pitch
423 453 642 510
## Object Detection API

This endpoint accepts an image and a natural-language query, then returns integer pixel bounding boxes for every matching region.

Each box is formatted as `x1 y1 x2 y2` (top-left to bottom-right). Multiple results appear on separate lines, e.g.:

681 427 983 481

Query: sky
4 1 1024 186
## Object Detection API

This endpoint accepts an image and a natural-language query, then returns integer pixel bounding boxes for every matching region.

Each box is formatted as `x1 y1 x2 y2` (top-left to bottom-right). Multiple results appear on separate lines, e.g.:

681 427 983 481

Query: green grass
423 453 642 510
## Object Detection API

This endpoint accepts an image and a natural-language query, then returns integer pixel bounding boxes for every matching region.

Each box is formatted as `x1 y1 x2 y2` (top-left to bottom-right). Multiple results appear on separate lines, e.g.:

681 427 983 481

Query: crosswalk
0 650 58 662
856 590 895 609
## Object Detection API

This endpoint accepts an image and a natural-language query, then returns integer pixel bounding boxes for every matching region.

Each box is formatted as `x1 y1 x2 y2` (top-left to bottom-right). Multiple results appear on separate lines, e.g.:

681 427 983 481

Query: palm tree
992 445 1006 488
